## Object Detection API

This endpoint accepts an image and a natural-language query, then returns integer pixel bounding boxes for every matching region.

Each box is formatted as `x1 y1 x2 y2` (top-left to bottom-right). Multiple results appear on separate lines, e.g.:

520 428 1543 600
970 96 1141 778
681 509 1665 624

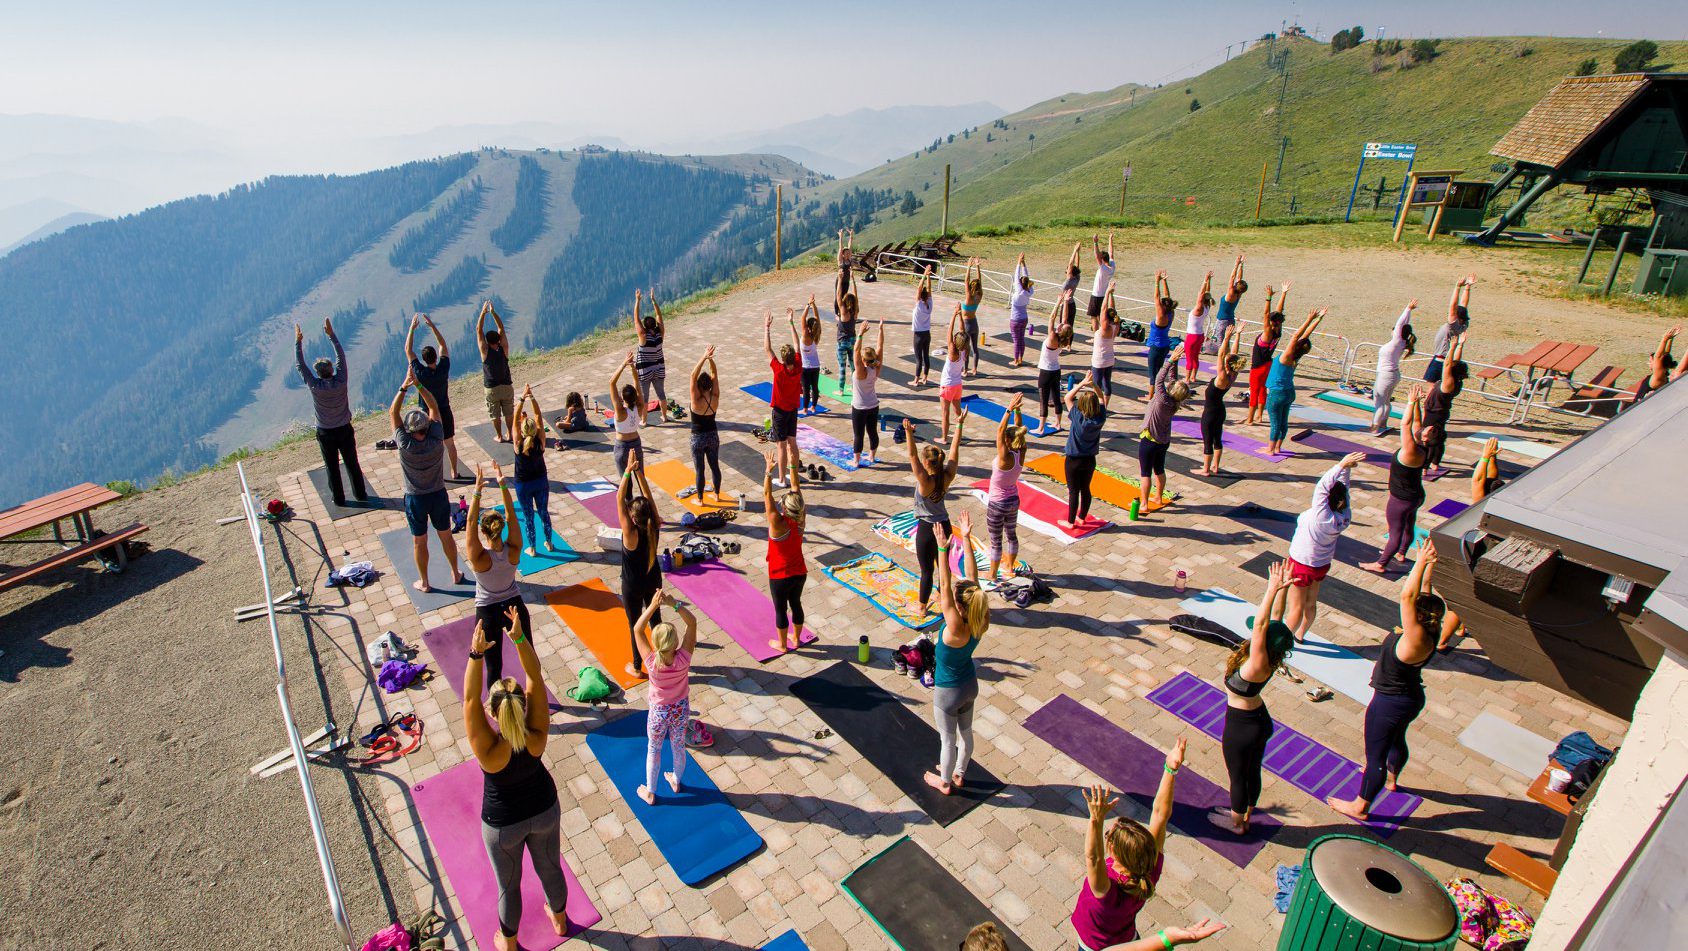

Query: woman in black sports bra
1218 561 1296 834
1199 326 1241 477
689 345 723 502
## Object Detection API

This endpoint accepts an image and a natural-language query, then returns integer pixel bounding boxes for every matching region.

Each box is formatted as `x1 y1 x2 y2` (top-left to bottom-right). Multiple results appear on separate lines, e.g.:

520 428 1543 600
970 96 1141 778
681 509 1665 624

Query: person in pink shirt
632 590 698 805
1071 737 1227 951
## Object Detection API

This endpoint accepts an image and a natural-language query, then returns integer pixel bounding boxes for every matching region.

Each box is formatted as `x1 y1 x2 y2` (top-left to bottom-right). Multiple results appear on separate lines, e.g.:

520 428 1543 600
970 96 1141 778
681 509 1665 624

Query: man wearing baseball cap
389 369 464 592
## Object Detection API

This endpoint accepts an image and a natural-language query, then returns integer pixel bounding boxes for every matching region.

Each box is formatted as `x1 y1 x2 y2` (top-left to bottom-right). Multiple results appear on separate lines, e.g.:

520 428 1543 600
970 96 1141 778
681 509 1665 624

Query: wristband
1159 930 1173 951
937 544 951 552
1163 764 1179 775
511 632 527 645
468 650 485 661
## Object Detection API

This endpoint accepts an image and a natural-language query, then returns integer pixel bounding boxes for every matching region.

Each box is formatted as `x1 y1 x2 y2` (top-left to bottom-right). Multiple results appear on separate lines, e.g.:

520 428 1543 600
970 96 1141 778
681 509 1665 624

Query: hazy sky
6 0 1685 146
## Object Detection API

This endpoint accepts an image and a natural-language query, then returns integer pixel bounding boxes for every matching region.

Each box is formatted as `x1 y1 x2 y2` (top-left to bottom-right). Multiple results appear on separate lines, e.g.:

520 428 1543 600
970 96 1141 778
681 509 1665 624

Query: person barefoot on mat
1217 561 1294 834
1036 291 1076 436
1061 241 1083 332
634 289 668 425
799 297 825 415
466 462 530 684
762 449 810 653
1362 385 1430 575
1284 453 1364 642
1139 344 1191 508
464 608 570 948
1204 254 1245 354
689 345 724 503
1245 284 1288 427
1090 281 1121 405
985 394 1028 583
1087 232 1116 329
391 370 464 593
1438 439 1504 653
477 300 516 442
407 312 471 481
1009 253 1035 367
1328 540 1443 820
835 230 861 382
296 317 367 506
1421 333 1468 475
911 265 936 386
1183 270 1213 385
609 352 644 476
1422 275 1472 383
512 386 557 557
1199 327 1241 476
1061 373 1108 529
962 257 985 376
1144 270 1178 389
939 303 969 441
1264 308 1324 457
851 316 886 467
1072 739 1227 951
924 510 990 795
1631 324 1684 408
632 590 698 805
617 449 664 679
1370 299 1417 436
765 308 805 485
906 414 964 616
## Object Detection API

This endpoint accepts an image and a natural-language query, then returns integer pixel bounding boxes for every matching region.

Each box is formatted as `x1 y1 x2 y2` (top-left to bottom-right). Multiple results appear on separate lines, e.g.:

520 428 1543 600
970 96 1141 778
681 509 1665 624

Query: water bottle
857 635 871 664
1174 569 1188 594
1128 498 1141 521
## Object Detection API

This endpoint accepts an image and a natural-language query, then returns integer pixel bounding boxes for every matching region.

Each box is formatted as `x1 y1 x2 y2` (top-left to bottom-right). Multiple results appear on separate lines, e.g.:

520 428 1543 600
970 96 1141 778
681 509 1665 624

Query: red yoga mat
971 479 1108 540
665 559 816 662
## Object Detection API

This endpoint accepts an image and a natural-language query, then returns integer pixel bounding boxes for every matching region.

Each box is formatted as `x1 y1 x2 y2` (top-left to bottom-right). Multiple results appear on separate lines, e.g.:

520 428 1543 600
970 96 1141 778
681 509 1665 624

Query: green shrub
1574 57 1599 76
1614 40 1658 73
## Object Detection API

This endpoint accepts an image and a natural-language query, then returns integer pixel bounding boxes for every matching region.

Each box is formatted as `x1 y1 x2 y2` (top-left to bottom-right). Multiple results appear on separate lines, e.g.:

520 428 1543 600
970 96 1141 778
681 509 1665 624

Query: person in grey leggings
1370 300 1416 436
924 512 993 795
464 610 571 948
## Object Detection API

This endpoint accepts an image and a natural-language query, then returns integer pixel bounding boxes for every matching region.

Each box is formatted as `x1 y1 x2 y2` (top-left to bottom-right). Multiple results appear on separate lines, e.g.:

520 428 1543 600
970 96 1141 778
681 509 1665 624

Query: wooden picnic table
1478 339 1600 423
0 482 147 591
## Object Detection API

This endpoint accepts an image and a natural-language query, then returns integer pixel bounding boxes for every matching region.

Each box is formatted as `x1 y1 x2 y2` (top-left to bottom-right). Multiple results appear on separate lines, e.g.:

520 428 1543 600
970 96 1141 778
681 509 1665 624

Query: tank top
1090 332 1117 369
767 522 806 579
691 409 717 434
1225 668 1268 698
1423 385 1455 426
914 485 950 523
482 347 512 388
1072 854 1164 950
646 649 691 706
615 408 641 435
482 746 558 827
514 439 546 484
1266 358 1296 391
1251 334 1279 369
1389 451 1426 504
1186 307 1207 336
989 450 1022 504
940 354 964 387
912 298 933 332
933 631 979 688
1146 316 1173 349
800 340 821 369
852 367 880 410
1202 380 1227 420
1038 340 1061 372
1371 629 1429 697
636 330 664 375
474 550 520 605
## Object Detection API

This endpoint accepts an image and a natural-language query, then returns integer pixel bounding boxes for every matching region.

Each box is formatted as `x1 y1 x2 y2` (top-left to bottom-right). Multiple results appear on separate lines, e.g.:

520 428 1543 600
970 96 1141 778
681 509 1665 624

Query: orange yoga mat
544 578 645 688
643 457 740 516
1024 453 1173 514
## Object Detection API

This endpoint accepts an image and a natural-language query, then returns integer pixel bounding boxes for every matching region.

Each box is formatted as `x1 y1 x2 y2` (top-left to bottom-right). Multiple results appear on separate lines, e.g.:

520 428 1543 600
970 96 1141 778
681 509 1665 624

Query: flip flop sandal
1306 687 1334 702
1279 667 1304 684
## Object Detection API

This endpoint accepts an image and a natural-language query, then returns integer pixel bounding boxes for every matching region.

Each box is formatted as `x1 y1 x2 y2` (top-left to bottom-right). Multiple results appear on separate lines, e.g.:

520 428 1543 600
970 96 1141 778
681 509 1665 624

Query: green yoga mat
818 371 850 402
1318 389 1400 419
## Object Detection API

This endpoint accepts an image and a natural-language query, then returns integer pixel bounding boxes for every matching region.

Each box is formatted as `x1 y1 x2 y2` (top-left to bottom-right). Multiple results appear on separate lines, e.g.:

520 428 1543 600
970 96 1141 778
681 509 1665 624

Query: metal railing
235 462 357 950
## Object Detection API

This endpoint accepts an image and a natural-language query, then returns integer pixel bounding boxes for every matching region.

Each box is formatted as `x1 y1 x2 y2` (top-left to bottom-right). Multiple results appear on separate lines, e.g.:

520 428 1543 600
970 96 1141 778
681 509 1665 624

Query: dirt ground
0 225 1640 948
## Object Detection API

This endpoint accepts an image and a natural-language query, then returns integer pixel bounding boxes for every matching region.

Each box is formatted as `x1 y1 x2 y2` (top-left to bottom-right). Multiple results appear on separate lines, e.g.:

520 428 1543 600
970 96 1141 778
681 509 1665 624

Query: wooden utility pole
774 184 782 270
941 164 951 235
1255 162 1268 220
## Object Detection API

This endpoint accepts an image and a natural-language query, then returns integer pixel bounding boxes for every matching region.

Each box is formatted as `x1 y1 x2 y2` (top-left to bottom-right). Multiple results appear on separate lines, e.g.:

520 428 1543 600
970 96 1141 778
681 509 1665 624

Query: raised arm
1261 285 1276 321
948 303 962 341
917 265 933 302
1276 281 1292 316
945 409 967 482
476 301 491 360
1228 254 1244 297
1440 334 1464 392
1400 385 1425 459
761 450 780 523
648 290 665 333
763 310 776 362
676 598 698 655
633 590 663 658
423 313 447 358
616 452 639 536
294 324 310 383
1252 562 1290 660
506 605 548 742
1472 437 1500 502
1399 540 1438 647
388 373 410 432
787 307 802 355
466 463 489 564
463 622 498 759
1147 737 1186 850
493 461 520 561
1311 459 1353 513
610 353 632 411
1198 269 1213 305
326 318 346 384
903 420 934 496
416 377 442 422
1393 299 1416 340
1650 326 1679 388
691 344 715 395
404 314 420 363
1014 252 1027 286
1067 241 1082 273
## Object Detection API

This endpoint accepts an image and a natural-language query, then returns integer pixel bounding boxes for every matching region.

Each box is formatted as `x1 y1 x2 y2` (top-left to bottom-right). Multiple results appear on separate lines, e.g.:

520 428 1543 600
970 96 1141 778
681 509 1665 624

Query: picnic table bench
0 482 148 593
1473 339 1601 423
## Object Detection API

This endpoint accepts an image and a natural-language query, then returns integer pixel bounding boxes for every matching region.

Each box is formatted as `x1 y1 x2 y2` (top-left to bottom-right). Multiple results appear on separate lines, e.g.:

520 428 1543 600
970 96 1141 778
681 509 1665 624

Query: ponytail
489 679 533 754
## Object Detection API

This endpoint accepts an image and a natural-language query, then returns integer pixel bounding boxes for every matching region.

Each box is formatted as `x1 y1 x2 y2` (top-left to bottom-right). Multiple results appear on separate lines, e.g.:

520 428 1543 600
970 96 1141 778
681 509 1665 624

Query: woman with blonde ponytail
511 384 557 557
632 590 698 805
763 449 810 654
1072 738 1227 951
467 461 529 686
464 608 570 949
923 511 990 796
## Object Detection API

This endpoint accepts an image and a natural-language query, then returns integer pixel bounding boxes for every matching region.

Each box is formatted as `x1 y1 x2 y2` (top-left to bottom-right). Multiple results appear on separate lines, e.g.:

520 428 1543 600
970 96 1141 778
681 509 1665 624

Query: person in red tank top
762 450 809 654
765 308 805 487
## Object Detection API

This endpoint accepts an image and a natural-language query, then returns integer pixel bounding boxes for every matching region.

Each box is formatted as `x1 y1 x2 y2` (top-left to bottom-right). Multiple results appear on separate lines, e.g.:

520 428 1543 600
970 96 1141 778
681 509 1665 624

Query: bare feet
1359 561 1389 574
413 579 432 593
1326 795 1369 820
952 770 965 788
526 546 538 558
1056 519 1074 530
637 784 656 805
546 905 570 937
768 638 791 652
1384 772 1399 792
545 540 558 553
665 770 681 793
923 770 954 795
1209 807 1249 834
493 930 518 951
626 662 644 679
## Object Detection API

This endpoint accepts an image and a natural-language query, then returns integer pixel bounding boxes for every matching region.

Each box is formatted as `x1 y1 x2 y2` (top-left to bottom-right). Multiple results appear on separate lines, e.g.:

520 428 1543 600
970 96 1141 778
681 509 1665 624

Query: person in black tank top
1218 561 1296 833
1363 387 1431 574
464 610 572 944
1200 327 1242 476
618 454 664 677
1329 541 1444 821
1419 334 1466 471
511 386 558 557
478 301 517 442
689 346 724 501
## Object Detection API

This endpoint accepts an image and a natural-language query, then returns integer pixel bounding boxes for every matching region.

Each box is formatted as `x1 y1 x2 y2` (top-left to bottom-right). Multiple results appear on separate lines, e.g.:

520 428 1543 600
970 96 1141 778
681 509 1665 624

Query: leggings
690 431 721 496
851 406 880 456
963 316 982 371
621 559 662 676
315 423 367 504
1360 691 1426 802
637 372 667 420
1066 455 1097 523
1200 408 1226 455
915 518 951 607
837 334 855 382
614 435 642 475
933 677 979 781
1009 318 1029 362
481 802 569 940
1137 438 1169 478
1222 704 1275 814
1184 335 1204 371
913 331 933 379
986 498 1019 565
801 367 821 411
474 596 531 687
1092 365 1115 400
1378 493 1422 564
1145 345 1171 387
1372 367 1401 432
1248 365 1271 410
646 698 690 793
1266 387 1295 442
1038 369 1062 421
770 573 807 631
1424 434 1448 470
514 478 554 546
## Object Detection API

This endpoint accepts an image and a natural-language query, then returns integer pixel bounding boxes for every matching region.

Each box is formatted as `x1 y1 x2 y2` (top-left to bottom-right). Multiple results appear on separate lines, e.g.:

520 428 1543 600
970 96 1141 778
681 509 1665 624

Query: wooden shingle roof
1492 74 1652 169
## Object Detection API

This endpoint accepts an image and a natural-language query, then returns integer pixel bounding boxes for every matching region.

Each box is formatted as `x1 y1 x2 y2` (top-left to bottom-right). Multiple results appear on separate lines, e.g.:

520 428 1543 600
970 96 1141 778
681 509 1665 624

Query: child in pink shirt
633 590 697 805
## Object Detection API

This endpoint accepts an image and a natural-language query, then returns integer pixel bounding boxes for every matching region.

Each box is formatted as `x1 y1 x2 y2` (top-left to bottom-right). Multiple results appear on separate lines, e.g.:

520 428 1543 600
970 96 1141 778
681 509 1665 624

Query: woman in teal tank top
925 511 992 796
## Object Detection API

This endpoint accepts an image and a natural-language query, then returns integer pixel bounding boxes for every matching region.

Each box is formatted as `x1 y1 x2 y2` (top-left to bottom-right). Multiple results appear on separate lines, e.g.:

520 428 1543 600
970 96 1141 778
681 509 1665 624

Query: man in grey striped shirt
296 317 367 505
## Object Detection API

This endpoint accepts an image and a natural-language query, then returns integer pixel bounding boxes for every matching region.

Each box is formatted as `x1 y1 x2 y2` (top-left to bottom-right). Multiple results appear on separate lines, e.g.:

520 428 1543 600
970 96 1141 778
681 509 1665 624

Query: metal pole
1344 154 1367 222
1393 154 1415 218
1255 162 1268 220
1576 227 1602 284
1601 231 1631 296
1119 179 1127 216
1274 135 1289 185
941 164 951 236
774 184 782 271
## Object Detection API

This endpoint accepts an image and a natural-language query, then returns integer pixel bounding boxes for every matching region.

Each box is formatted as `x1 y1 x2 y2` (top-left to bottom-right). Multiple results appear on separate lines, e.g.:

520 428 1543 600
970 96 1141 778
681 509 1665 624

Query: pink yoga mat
971 479 1108 540
666 559 816 661
563 480 621 526
412 759 602 950
421 615 561 709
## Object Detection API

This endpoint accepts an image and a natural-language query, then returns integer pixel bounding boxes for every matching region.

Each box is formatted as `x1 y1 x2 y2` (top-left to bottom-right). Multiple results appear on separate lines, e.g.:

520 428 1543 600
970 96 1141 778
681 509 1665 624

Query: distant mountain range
0 210 107 257
665 103 1005 177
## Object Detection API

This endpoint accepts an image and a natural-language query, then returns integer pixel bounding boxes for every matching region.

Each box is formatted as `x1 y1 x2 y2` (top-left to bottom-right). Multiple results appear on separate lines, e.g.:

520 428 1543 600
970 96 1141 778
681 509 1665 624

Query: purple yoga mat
1427 498 1469 519
1147 671 1421 835
1024 694 1278 867
1290 430 1391 469
421 615 561 709
412 759 602 950
666 559 816 662
1170 417 1293 462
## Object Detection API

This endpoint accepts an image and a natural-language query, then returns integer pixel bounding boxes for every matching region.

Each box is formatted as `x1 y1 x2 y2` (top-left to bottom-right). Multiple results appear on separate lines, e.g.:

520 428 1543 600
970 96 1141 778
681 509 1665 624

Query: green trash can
1277 834 1458 951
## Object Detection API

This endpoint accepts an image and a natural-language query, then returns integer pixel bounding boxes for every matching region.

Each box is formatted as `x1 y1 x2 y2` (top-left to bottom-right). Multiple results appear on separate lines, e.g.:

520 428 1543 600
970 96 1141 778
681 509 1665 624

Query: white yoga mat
1179 587 1375 706
1467 432 1558 461
1458 711 1558 778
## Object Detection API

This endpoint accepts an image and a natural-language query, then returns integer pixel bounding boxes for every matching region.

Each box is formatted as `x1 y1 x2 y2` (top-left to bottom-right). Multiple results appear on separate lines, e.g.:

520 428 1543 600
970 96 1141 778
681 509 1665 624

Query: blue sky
3 1 1684 142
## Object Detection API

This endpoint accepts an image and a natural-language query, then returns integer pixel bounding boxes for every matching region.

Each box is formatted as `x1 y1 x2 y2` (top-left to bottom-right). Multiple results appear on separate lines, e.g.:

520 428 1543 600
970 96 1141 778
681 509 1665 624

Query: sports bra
1225 669 1268 698
615 408 641 435
691 409 717 434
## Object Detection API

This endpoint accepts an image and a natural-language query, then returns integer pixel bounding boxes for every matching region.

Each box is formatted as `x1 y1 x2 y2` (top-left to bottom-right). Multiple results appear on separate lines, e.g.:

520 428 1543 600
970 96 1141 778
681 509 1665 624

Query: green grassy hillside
836 35 1688 238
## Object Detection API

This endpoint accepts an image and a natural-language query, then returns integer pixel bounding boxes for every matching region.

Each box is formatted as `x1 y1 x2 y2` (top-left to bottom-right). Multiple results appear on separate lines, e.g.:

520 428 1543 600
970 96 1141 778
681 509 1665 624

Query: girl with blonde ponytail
511 384 558 557
923 511 990 796
463 608 572 949
632 590 698 806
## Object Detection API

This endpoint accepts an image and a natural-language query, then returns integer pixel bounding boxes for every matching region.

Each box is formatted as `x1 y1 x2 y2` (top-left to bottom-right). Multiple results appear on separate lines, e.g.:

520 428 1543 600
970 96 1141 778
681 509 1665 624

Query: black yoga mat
841 836 1028 951
1238 551 1397 629
303 467 388 520
1165 450 1244 488
461 421 513 463
790 662 1004 827
719 439 770 482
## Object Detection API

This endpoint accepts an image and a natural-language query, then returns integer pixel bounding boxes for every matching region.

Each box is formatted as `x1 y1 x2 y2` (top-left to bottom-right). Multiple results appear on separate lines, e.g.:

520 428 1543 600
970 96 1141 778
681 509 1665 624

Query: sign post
1391 169 1462 243
1346 142 1417 222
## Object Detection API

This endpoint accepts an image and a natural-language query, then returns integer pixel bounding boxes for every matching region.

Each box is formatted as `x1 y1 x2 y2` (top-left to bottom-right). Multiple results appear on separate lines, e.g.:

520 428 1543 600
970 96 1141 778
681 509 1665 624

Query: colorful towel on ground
819 551 940 629
870 510 1027 576
794 424 859 472
1025 452 1172 513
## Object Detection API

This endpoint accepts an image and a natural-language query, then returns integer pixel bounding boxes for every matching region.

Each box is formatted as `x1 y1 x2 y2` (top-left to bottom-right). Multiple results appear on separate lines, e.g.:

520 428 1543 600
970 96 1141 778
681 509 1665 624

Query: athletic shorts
1086 294 1105 318
1288 556 1330 588
940 384 963 403
771 406 799 441
484 383 514 420
403 489 451 536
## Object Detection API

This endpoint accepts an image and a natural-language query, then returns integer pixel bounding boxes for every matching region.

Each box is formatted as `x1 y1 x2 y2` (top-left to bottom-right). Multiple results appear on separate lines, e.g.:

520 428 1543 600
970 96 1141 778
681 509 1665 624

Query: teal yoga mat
1318 389 1401 419
488 502 578 575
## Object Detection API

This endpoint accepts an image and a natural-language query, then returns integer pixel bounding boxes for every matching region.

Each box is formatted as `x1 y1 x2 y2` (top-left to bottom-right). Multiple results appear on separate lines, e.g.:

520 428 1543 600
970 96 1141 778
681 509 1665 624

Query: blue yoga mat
740 381 775 404
762 931 812 951
489 503 578 576
958 394 1010 423
583 711 763 885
